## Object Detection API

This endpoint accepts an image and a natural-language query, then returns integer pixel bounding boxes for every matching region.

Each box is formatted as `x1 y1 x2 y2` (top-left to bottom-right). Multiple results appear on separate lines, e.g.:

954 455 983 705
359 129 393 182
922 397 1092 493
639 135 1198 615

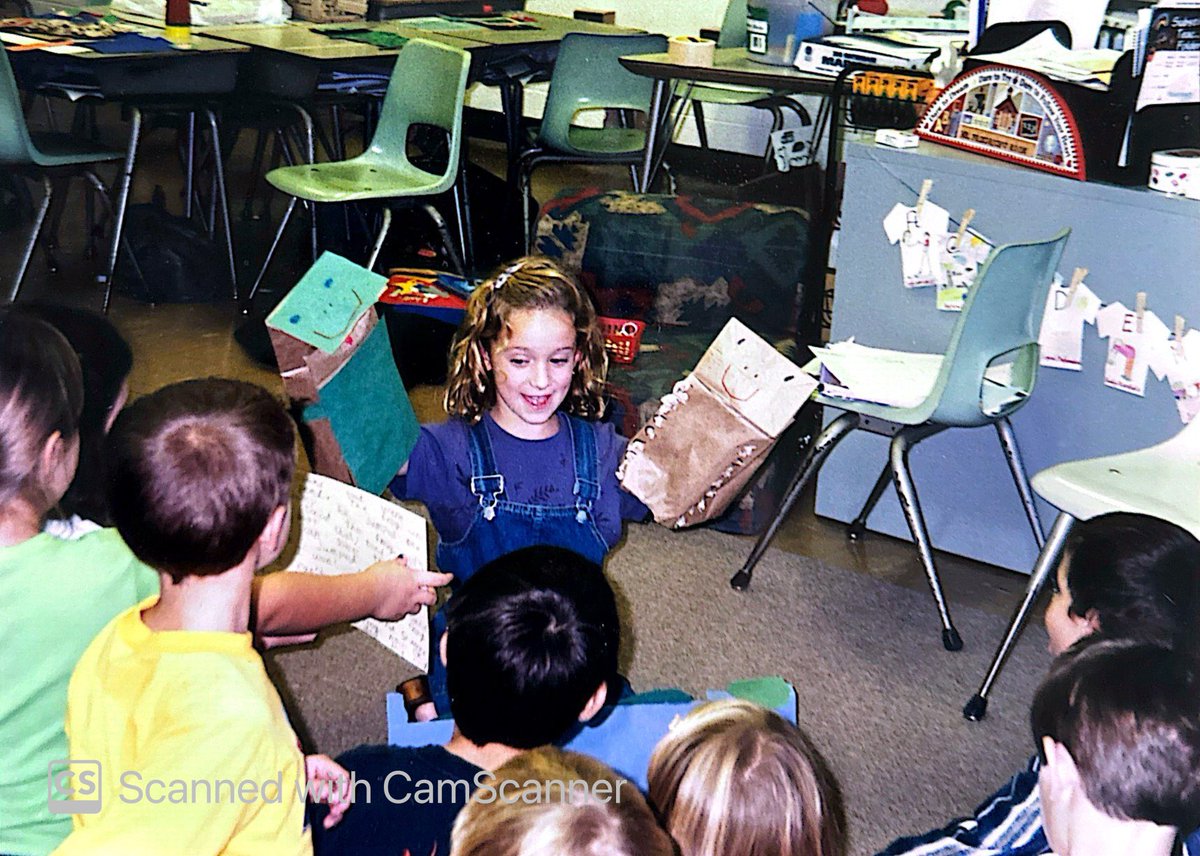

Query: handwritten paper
938 228 993 312
1166 329 1200 424
883 201 951 289
285 473 430 671
1038 274 1101 370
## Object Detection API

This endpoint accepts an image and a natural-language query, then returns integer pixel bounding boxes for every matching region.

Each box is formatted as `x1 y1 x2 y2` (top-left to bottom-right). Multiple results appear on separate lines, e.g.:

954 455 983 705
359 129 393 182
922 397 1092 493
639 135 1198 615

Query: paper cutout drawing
266 251 387 354
884 200 951 289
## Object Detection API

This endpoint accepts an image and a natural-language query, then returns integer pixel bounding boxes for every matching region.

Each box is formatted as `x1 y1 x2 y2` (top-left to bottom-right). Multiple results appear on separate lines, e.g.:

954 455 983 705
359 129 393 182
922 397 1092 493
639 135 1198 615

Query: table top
199 19 478 58
620 46 835 95
1 20 249 60
425 10 638 46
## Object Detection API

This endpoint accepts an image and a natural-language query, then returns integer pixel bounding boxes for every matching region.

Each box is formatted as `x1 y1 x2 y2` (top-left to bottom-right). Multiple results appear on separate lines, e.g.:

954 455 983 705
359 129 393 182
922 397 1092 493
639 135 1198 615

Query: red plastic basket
598 316 646 365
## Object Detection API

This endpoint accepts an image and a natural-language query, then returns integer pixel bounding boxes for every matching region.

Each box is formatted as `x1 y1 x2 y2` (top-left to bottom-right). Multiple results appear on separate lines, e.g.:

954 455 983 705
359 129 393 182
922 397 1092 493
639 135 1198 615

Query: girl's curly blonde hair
444 256 608 423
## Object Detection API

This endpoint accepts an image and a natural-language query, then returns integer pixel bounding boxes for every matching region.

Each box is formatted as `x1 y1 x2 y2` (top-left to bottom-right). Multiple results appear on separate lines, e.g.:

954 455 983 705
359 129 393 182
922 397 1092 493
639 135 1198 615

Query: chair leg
245 196 297 309
452 166 473 273
8 175 53 304
995 417 1045 548
693 99 710 150
888 423 961 650
420 203 465 276
847 461 890 541
366 207 393 273
731 411 860 591
205 109 238 301
517 157 536 254
101 105 142 314
964 513 1075 721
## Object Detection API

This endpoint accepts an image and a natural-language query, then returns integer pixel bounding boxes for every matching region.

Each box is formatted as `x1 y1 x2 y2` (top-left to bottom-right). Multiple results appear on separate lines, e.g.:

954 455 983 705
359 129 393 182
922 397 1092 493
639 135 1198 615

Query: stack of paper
807 340 1019 412
972 30 1121 89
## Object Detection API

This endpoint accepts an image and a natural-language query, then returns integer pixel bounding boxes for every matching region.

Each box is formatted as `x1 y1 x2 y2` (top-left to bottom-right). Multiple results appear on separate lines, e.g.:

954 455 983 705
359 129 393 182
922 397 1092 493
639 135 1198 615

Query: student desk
816 139 1200 573
7 29 248 304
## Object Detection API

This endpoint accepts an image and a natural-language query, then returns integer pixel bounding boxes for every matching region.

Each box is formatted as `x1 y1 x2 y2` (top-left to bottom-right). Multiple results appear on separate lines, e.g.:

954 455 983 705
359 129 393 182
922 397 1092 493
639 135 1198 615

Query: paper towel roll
1149 149 1200 201
668 35 715 67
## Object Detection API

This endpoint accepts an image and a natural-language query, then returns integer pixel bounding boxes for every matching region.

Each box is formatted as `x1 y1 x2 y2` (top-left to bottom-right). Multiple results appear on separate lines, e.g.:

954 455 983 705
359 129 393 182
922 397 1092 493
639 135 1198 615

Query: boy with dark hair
55 379 351 855
1032 639 1200 856
877 512 1200 856
315 544 619 856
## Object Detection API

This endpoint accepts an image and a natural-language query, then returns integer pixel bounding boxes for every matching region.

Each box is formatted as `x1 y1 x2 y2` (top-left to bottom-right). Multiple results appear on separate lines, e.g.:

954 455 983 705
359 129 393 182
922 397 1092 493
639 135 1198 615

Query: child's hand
364 559 454 622
305 753 352 829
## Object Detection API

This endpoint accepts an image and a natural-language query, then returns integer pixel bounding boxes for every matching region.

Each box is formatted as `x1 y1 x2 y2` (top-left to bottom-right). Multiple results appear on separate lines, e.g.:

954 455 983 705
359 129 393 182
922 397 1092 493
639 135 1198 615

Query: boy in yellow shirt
54 379 350 855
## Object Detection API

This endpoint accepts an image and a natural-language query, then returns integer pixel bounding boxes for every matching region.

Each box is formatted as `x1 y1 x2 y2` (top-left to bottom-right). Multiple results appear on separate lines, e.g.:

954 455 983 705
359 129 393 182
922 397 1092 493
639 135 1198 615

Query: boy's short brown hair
107 378 294 583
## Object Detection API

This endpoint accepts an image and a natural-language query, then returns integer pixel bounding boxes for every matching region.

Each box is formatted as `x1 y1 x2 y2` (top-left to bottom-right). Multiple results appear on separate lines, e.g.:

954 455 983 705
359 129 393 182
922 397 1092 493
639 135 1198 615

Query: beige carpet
266 520 1050 856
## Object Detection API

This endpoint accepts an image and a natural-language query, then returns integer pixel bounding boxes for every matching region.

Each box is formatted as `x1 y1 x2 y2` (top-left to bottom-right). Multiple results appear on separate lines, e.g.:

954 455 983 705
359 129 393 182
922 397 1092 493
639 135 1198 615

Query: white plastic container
1149 149 1200 201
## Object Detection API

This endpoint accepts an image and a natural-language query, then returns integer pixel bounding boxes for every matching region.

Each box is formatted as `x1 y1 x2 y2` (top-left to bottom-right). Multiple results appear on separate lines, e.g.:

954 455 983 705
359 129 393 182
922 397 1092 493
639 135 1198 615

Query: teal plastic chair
1 47 124 305
964 414 1200 721
247 39 471 303
731 229 1070 652
517 32 668 250
684 0 812 157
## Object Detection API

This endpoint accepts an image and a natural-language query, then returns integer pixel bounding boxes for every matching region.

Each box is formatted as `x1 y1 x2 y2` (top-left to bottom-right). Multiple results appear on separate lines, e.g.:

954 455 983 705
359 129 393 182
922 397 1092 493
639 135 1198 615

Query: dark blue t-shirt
393 413 648 549
313 744 482 856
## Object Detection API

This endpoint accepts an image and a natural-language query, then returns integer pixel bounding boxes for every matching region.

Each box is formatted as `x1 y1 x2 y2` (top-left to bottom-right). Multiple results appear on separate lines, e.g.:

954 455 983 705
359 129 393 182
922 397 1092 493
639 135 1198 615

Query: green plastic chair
683 0 812 158
247 39 471 303
1 47 124 305
731 229 1070 652
964 413 1200 721
517 32 668 251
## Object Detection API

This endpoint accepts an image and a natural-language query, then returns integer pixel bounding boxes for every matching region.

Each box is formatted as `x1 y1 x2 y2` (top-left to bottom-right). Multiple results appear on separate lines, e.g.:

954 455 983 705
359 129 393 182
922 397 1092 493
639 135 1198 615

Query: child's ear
439 631 449 668
256 504 291 566
477 342 492 372
1083 609 1101 634
577 682 609 723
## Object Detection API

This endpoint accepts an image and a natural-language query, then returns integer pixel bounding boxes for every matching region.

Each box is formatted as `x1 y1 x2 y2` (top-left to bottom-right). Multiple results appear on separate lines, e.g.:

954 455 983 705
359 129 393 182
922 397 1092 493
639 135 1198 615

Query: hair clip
491 260 525 293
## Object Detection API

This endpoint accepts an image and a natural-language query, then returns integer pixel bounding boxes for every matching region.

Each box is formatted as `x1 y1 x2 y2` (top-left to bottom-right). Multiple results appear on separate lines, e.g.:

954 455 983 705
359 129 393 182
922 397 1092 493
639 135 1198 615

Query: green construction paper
302 319 418 495
266 252 386 354
726 676 792 709
314 28 410 49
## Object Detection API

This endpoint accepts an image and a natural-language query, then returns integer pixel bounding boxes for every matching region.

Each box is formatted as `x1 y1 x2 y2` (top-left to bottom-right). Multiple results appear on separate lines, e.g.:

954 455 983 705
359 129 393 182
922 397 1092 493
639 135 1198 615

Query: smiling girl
392 256 648 719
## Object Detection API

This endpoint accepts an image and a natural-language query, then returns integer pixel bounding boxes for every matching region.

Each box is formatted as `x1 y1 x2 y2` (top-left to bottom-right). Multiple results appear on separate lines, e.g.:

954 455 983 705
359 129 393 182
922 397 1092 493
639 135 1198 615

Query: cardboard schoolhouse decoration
617 318 818 529
266 252 419 495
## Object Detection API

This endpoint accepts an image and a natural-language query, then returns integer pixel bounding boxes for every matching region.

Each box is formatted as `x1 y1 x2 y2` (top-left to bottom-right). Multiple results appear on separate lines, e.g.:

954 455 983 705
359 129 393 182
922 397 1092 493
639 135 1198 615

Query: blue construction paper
302 319 418 495
266 252 386 354
386 683 796 790
82 33 176 53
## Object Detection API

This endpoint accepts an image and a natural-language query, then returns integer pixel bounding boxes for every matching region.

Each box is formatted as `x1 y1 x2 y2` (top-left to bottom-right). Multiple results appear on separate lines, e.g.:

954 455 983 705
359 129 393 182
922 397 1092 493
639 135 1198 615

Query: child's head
1031 638 1200 845
450 747 673 856
0 307 83 516
647 699 846 856
107 378 295 583
1044 513 1200 655
19 302 133 526
444 257 607 433
443 545 619 749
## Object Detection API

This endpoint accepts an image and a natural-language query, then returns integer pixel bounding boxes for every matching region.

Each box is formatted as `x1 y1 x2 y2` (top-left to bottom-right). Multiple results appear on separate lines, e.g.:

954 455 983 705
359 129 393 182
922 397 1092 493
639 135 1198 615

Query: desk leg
184 111 195 221
101 106 142 314
638 79 667 193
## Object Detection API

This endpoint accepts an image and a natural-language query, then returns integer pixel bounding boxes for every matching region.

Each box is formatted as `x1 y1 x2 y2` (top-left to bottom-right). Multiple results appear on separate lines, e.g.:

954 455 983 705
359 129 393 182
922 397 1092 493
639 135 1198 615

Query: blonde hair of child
0 308 84 512
444 257 608 423
450 747 674 856
647 699 846 856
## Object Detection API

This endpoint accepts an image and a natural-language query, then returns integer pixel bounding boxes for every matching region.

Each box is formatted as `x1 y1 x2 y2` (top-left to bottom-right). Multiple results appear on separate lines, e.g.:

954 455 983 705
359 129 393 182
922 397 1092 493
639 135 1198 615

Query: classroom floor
3 98 1032 629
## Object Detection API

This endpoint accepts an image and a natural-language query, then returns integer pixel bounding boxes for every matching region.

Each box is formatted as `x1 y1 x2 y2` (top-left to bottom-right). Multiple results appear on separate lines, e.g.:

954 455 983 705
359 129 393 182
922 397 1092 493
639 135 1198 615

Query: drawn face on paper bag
694 320 816 438
267 252 388 354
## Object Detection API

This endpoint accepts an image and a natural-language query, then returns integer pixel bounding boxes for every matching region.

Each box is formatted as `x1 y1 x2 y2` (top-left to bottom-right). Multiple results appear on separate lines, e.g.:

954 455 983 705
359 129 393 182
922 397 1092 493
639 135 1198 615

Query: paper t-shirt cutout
1095 302 1173 397
285 473 429 671
266 252 387 354
938 228 993 312
1165 329 1200 424
883 200 951 289
1038 274 1102 371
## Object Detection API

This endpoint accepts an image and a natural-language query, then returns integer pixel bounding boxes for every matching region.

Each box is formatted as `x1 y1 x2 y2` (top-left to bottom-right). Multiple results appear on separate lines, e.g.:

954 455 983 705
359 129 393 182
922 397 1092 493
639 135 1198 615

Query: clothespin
916 179 933 216
1067 267 1087 301
1135 291 1146 334
955 208 976 243
1175 315 1186 357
